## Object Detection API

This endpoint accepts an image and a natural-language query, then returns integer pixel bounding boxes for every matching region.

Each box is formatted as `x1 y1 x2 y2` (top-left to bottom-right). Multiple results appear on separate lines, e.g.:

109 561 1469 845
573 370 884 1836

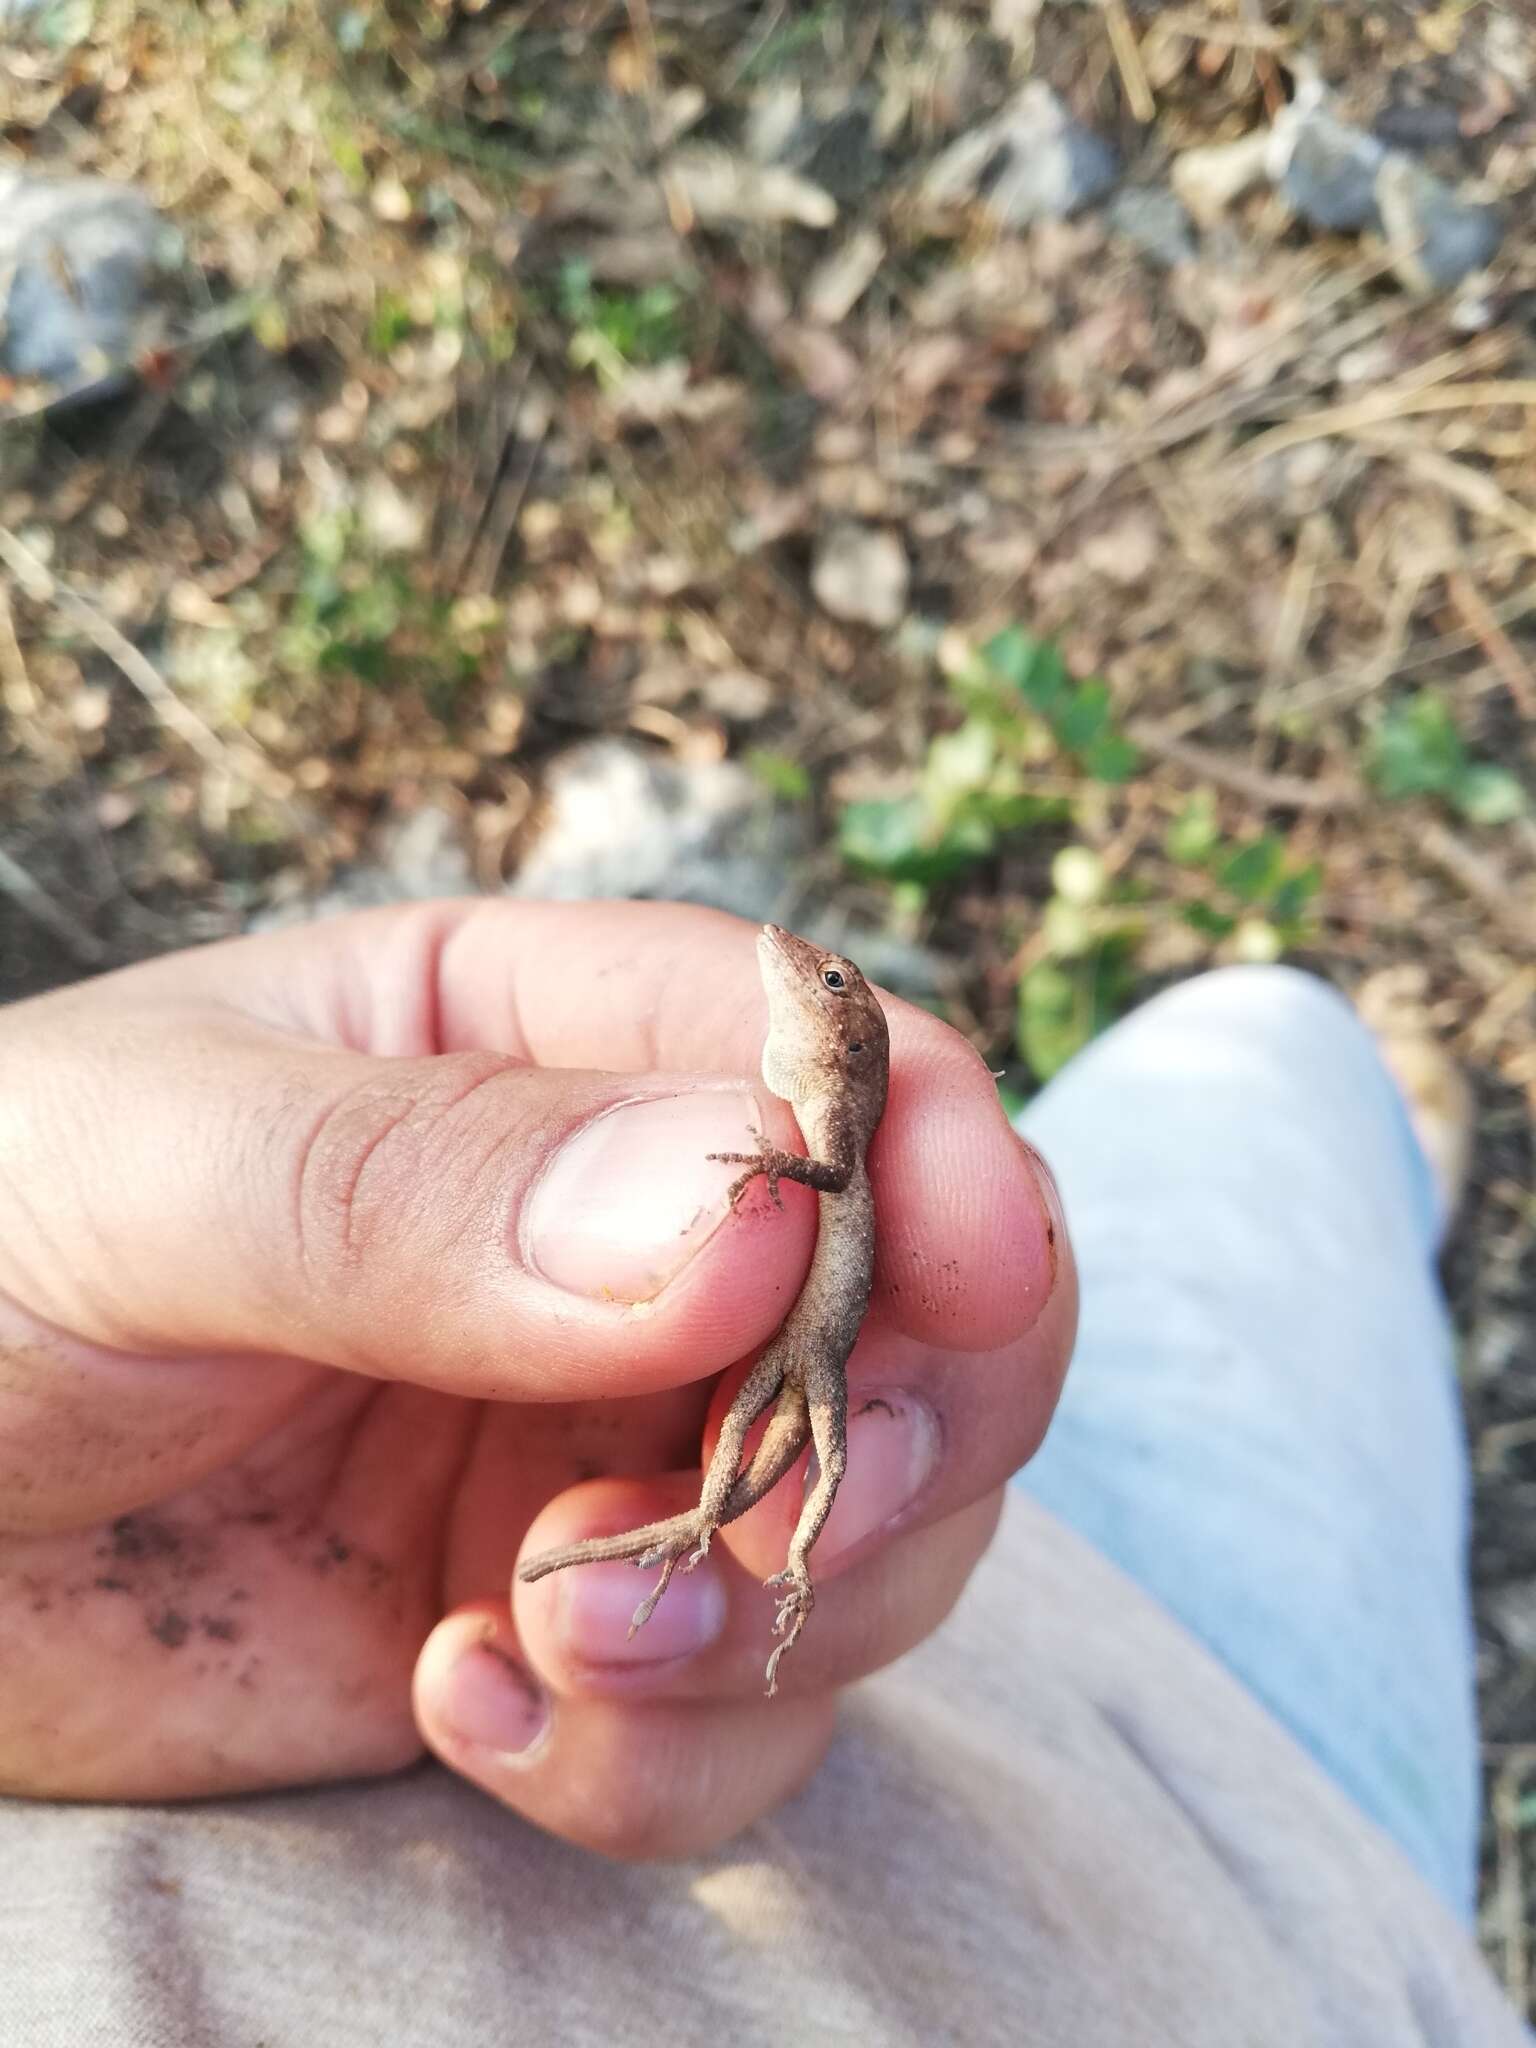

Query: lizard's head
756 924 889 1124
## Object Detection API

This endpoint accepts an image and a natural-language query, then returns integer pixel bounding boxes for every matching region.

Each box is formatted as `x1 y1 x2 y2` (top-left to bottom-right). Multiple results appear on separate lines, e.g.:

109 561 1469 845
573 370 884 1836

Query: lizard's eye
848 1041 864 1055
822 968 847 991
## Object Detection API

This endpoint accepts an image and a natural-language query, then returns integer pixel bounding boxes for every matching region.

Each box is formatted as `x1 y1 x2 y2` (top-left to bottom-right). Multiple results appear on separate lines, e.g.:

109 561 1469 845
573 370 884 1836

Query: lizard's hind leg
679 1350 785 1567
764 1373 848 1693
627 1351 785 1631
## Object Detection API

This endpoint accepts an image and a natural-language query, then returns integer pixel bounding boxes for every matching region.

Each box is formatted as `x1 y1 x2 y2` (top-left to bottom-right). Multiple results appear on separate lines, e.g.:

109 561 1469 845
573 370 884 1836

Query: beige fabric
4 1496 1525 2047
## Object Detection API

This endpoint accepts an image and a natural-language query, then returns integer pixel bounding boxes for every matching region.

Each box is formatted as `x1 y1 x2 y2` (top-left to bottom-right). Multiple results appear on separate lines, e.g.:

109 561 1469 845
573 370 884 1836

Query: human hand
0 900 1074 1856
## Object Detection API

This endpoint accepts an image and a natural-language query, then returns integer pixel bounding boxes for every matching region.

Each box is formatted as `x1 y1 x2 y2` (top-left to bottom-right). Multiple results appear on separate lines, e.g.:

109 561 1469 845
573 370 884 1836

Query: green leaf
1183 900 1236 940
923 719 997 812
555 257 595 324
983 627 1069 716
1017 962 1082 1083
969 790 1071 832
838 797 993 885
1368 690 1466 800
1218 833 1287 904
1017 946 1132 1083
747 749 811 802
980 625 1036 688
367 292 415 357
1166 789 1221 864
1453 762 1527 826
1267 861 1322 925
1055 678 1111 752
1081 733 1141 784
838 795 925 873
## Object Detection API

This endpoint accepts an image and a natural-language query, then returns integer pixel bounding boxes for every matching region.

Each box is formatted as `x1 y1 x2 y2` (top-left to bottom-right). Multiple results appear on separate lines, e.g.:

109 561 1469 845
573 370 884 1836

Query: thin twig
0 580 37 716
1234 381 1536 467
1130 723 1359 813
464 417 548 598
1417 818 1536 952
1058 251 1410 525
1362 435 1536 555
1152 7 1292 49
0 524 292 805
1447 572 1536 720
1102 0 1155 122
1287 573 1536 717
0 848 107 965
439 356 536 596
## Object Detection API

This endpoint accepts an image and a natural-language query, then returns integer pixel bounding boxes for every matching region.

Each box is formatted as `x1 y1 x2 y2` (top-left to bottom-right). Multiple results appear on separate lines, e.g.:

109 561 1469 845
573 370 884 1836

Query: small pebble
811 525 910 631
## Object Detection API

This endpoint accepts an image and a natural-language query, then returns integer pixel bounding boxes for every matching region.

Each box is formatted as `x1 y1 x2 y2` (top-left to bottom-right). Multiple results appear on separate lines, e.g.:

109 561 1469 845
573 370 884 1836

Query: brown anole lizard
518 923 890 1692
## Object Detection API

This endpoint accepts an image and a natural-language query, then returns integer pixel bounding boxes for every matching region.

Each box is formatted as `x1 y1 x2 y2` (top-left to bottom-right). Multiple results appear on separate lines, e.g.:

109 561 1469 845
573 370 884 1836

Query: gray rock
511 738 809 922
1105 185 1196 268
1375 154 1503 292
811 524 910 630
0 173 176 395
748 85 883 206
1271 98 1384 232
923 82 1119 229
1264 81 1502 293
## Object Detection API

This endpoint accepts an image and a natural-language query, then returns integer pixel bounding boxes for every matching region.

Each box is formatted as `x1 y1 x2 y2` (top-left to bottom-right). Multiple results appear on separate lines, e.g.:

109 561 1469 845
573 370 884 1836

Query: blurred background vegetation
1 0 1533 2003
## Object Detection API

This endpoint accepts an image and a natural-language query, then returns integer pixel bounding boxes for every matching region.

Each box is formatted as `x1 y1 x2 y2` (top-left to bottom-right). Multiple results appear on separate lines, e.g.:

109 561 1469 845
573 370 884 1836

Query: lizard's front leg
707 1126 853 1210
763 1358 848 1694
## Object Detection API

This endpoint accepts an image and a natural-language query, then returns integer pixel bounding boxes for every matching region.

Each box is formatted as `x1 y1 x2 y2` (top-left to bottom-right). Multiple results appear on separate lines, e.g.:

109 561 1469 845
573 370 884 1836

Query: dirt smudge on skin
148 1608 190 1649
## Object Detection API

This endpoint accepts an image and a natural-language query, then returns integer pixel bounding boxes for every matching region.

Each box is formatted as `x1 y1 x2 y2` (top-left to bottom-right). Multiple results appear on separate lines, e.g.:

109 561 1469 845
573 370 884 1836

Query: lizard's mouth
757 923 813 1011
758 923 813 975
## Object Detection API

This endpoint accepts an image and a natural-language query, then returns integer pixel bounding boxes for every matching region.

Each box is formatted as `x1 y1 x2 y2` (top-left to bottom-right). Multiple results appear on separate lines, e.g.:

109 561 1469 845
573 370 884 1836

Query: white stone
811 525 909 629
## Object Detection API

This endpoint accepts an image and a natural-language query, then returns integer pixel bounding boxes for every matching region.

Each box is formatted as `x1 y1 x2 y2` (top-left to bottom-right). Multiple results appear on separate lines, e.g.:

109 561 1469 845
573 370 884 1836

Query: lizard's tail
515 1385 812 1585
515 1509 699 1582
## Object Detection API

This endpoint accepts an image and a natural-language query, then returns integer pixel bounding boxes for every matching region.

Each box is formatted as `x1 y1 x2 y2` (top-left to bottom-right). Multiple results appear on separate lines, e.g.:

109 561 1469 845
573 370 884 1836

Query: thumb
0 994 815 1400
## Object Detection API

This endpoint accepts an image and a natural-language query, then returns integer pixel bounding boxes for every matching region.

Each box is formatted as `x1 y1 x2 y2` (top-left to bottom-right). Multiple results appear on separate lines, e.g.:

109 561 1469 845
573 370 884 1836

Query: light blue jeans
1015 966 1478 1922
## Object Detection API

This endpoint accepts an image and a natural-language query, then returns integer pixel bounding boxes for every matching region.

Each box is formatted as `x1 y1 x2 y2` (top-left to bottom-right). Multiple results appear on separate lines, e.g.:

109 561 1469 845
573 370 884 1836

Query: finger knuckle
285 1052 512 1286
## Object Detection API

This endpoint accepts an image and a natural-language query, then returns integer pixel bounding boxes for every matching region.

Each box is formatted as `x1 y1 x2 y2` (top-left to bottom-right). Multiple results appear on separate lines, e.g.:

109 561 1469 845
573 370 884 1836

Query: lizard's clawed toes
762 1567 815 1693
628 1518 722 1633
706 1128 785 1210
627 1554 681 1636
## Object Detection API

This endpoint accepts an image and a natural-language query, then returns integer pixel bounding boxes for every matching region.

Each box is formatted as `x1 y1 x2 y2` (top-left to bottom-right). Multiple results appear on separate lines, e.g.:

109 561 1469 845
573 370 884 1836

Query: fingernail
441 1631 550 1757
817 1391 940 1564
554 1557 727 1666
1016 1137 1067 1290
523 1089 763 1302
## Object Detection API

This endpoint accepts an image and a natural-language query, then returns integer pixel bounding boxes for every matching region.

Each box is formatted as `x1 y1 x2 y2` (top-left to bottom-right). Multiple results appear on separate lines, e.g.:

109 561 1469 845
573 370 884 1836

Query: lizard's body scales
517 924 889 1690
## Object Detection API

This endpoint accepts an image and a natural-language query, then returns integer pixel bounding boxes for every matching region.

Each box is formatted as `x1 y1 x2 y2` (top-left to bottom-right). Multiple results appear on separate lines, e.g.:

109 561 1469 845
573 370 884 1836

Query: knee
1133 964 1373 1073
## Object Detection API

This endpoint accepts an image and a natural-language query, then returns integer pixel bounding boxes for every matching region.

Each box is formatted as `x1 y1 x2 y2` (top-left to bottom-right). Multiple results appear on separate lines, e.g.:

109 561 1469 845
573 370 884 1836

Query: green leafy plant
1164 790 1321 954
366 291 416 357
838 629 1138 889
1367 689 1527 826
977 628 1141 784
747 749 811 802
280 510 494 712
838 626 1329 1086
555 261 689 389
1017 846 1141 1081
